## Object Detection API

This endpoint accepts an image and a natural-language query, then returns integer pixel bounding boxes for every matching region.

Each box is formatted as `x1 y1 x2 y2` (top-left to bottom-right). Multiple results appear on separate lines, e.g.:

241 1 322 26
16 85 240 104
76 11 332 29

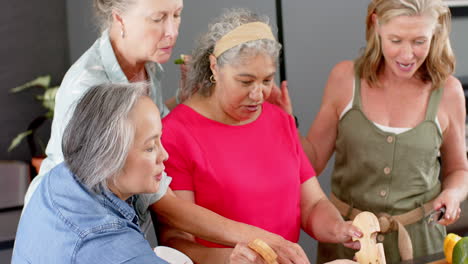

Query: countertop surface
399 252 445 264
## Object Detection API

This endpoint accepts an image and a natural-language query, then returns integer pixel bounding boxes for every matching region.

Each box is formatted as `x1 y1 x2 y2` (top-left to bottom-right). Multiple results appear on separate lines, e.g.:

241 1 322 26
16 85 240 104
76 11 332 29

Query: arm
154 188 309 264
434 76 468 225
302 61 355 175
164 96 178 110
300 177 361 249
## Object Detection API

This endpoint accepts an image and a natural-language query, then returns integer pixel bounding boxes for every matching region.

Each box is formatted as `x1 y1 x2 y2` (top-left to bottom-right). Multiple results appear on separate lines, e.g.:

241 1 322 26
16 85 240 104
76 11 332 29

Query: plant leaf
8 130 33 152
10 75 51 93
41 86 58 112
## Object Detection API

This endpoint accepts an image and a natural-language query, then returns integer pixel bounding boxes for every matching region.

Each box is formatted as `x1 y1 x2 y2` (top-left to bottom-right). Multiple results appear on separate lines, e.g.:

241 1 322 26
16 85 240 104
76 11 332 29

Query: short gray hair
62 82 149 193
94 0 136 32
179 8 282 100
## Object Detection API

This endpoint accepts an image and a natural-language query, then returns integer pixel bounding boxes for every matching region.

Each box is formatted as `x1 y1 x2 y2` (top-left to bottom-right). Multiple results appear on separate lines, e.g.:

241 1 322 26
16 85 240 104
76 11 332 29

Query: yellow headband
213 22 276 58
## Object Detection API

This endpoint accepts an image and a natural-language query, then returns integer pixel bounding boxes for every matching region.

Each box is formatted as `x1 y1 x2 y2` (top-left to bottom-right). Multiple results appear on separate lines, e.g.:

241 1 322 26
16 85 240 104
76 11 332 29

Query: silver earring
209 75 216 84
121 29 125 39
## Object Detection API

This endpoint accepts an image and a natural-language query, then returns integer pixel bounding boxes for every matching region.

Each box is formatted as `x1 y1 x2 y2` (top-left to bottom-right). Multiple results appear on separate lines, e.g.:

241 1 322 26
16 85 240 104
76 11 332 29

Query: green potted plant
8 75 58 173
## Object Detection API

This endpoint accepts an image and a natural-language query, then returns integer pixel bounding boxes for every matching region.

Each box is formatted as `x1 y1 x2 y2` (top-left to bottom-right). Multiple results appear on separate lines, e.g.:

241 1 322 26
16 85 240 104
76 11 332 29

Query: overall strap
352 69 362 108
425 87 443 121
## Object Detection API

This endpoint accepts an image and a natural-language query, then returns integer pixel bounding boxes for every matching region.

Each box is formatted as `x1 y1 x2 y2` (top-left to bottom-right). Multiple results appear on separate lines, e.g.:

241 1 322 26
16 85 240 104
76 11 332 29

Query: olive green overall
317 75 446 264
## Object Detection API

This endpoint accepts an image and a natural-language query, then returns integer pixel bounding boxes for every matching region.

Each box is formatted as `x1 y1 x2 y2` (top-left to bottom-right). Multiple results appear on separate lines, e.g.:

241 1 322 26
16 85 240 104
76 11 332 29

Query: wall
66 0 98 63
0 0 69 162
452 17 468 77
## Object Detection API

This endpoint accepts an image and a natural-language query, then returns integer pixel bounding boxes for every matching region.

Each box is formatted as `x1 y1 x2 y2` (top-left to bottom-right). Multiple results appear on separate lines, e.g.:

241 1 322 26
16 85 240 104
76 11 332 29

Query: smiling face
119 0 183 64
108 97 168 201
209 53 276 125
377 14 436 80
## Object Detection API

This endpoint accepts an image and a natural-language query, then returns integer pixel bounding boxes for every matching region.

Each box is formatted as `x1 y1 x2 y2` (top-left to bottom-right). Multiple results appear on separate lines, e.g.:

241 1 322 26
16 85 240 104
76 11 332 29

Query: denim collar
100 186 139 225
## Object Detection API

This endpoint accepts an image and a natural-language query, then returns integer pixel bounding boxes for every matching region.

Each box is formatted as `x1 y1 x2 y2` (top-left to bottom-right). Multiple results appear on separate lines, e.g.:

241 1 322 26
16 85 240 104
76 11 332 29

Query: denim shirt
23 29 171 226
12 163 169 264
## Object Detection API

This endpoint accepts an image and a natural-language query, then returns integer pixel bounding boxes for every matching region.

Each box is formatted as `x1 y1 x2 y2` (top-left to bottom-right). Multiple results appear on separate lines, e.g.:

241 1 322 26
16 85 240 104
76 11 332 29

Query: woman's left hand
334 221 361 250
267 80 293 115
432 189 462 226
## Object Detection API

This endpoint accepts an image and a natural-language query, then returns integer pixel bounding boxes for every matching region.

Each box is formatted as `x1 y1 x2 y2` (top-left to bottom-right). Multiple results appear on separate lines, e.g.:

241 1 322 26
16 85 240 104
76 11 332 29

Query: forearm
157 223 232 264
442 170 468 201
165 236 232 264
301 197 345 243
152 193 282 247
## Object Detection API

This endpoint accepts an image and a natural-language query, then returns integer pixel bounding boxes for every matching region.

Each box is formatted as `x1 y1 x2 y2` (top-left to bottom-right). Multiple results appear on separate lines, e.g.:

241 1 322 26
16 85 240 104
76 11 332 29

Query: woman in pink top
159 9 361 263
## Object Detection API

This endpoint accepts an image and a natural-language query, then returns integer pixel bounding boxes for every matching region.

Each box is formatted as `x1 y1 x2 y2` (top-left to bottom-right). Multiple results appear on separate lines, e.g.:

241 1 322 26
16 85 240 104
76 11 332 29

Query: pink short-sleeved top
162 102 315 246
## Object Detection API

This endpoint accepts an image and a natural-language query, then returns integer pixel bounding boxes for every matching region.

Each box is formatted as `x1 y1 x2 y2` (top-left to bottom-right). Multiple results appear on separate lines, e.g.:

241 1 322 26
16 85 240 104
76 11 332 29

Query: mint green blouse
23 30 171 228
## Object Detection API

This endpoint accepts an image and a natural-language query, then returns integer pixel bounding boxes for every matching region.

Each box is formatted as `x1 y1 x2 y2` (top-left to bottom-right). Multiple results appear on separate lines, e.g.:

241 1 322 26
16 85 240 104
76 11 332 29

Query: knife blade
425 206 446 226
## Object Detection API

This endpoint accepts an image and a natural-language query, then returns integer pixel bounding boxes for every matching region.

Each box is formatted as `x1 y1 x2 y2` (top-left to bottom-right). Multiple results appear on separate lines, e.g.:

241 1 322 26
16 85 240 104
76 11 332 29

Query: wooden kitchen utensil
352 211 387 264
248 239 279 264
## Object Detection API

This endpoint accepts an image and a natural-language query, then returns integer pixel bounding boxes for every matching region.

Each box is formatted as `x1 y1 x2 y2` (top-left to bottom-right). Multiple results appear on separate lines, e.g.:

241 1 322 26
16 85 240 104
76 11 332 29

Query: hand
334 221 362 250
263 235 310 264
227 243 265 264
432 189 462 226
267 80 293 115
324 260 358 264
178 54 192 102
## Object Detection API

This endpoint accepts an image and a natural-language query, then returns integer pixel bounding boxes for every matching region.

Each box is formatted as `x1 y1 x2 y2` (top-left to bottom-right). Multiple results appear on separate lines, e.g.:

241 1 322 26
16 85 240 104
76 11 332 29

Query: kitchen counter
399 252 445 264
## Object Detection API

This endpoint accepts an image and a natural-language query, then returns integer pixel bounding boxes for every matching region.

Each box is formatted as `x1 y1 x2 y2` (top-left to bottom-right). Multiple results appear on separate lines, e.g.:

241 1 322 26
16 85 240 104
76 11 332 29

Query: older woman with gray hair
24 0 183 230
12 83 295 264
160 8 362 263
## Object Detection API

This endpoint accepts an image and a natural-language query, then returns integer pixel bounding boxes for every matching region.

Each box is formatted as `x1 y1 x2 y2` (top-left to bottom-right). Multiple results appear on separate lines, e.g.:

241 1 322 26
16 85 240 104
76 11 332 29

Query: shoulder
323 60 356 112
438 76 465 131
440 76 464 111
57 40 109 99
261 102 297 133
162 104 192 133
330 60 355 79
443 75 463 98
76 227 162 264
161 105 198 146
45 164 127 234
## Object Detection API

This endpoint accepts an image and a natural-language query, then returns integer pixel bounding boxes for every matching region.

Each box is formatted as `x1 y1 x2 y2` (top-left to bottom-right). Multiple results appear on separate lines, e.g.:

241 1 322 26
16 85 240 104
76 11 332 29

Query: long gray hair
62 82 149 193
179 8 282 100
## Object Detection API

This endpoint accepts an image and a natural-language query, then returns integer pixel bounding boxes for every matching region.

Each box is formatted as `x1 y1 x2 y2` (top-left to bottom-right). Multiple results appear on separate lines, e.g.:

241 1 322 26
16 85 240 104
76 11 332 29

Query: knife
425 206 446 226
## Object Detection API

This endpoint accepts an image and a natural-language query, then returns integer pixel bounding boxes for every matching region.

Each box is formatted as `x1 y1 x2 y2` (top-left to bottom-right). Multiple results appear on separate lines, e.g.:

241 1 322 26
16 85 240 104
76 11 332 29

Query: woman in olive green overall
302 0 468 263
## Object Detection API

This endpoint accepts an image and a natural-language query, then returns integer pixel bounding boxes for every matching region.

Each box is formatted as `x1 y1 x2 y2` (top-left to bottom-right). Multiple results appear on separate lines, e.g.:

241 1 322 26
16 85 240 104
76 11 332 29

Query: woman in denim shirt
12 83 281 264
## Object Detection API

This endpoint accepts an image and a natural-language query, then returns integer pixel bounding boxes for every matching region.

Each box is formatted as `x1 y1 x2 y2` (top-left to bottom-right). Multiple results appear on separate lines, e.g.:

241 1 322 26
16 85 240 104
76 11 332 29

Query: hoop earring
209 75 216 84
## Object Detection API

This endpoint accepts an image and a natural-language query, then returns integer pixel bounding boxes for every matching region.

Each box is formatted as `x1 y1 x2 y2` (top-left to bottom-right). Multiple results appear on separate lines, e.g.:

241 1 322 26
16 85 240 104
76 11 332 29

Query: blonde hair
355 0 455 89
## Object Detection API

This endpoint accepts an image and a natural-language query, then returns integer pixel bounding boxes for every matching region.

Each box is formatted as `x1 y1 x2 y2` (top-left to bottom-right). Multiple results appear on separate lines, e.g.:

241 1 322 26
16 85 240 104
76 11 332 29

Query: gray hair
94 0 136 32
180 8 282 100
62 82 149 193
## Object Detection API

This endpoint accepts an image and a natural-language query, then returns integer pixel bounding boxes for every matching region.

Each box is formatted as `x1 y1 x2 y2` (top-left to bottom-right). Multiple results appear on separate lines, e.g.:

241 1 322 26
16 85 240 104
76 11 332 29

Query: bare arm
153 188 310 264
300 177 361 249
435 76 468 225
302 61 355 175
